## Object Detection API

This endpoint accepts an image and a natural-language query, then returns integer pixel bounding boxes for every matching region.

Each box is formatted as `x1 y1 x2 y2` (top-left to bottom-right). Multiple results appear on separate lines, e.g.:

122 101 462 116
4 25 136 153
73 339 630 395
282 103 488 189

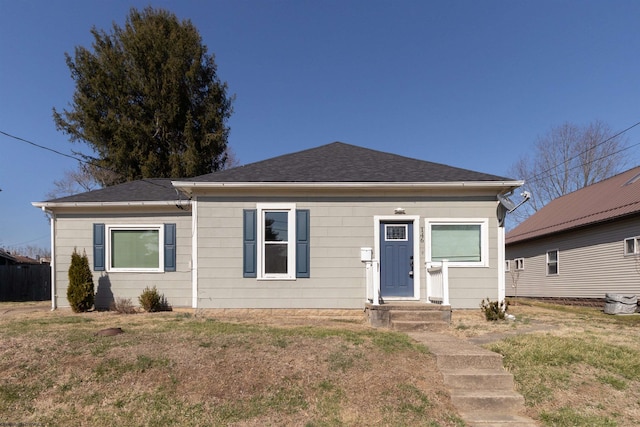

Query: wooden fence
0 264 51 301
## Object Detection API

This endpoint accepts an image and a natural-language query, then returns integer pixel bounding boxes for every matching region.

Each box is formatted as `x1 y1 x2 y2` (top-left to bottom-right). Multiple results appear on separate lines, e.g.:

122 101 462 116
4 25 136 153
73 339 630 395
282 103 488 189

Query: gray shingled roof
506 166 640 245
43 178 179 203
40 142 514 204
190 142 511 183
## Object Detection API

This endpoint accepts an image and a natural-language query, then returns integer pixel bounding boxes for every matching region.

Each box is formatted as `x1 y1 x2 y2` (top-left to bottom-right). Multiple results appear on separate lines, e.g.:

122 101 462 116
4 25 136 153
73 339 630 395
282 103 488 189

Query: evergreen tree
67 248 95 312
53 7 234 185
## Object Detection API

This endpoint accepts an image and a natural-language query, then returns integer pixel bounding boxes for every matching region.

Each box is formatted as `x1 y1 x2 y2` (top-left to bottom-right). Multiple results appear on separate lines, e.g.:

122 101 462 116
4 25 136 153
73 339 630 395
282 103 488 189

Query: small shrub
480 297 509 321
67 248 94 313
138 286 172 312
110 297 137 314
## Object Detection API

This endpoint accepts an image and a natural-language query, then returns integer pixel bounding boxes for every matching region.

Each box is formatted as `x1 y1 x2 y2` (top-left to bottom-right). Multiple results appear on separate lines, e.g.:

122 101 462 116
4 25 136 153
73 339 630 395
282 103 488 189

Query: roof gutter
31 200 190 209
171 180 525 191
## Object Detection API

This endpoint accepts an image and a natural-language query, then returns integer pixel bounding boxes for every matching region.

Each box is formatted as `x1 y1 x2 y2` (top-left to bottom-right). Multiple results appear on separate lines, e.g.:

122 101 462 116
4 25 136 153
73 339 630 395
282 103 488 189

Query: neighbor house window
426 219 488 267
546 250 559 275
514 258 524 270
624 237 640 256
106 225 163 272
505 260 511 272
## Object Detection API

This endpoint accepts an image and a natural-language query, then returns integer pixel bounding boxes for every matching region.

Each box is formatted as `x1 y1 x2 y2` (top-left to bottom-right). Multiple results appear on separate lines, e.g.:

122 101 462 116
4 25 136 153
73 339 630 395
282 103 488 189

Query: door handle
409 256 414 277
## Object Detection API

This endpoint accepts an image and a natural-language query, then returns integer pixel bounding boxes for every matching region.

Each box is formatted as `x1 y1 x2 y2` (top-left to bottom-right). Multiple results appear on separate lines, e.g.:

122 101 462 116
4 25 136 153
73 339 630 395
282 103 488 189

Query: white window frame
546 249 559 276
106 224 164 273
257 203 296 280
624 236 640 256
505 260 511 272
425 218 489 267
514 258 524 271
384 224 408 241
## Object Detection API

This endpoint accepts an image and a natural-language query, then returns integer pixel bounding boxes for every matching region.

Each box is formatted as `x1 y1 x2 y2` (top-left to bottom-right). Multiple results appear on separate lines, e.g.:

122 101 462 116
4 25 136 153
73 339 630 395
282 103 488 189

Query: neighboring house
33 142 522 310
505 166 640 301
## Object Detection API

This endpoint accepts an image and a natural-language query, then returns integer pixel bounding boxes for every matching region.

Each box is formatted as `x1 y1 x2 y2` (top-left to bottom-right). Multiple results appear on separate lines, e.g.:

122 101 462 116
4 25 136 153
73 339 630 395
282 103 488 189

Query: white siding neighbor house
34 142 522 311
505 166 640 302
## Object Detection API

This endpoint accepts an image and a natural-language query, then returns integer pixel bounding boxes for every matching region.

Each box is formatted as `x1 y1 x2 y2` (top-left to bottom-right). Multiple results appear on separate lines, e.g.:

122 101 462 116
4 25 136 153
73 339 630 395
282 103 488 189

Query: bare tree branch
507 120 629 228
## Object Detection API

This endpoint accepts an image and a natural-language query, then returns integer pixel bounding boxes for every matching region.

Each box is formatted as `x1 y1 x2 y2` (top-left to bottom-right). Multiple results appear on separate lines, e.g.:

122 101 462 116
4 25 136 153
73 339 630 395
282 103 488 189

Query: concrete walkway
408 331 539 427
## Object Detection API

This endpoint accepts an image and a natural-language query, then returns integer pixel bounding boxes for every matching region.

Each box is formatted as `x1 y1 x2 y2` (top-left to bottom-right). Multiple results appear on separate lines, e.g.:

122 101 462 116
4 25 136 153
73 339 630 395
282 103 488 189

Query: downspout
41 207 56 310
191 197 198 309
498 225 506 303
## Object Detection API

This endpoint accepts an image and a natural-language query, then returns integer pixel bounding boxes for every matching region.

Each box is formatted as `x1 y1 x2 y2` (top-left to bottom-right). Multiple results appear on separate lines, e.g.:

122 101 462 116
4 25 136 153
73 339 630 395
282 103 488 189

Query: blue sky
2 0 640 251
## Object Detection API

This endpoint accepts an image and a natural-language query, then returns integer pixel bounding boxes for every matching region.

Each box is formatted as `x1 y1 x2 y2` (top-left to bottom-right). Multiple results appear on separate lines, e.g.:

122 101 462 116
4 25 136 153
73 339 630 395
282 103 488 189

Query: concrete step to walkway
449 389 525 413
441 368 514 390
408 331 538 427
365 303 451 331
460 412 539 427
390 319 449 332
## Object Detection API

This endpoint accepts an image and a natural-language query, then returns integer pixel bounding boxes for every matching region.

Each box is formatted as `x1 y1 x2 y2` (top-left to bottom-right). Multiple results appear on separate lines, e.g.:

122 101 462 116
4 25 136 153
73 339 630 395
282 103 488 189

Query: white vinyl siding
197 197 501 309
50 212 192 309
506 216 640 299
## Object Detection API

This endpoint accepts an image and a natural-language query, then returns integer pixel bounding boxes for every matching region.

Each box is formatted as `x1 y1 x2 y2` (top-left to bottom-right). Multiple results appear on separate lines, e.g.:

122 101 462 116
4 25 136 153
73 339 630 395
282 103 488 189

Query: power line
0 130 84 163
0 129 180 191
524 120 640 185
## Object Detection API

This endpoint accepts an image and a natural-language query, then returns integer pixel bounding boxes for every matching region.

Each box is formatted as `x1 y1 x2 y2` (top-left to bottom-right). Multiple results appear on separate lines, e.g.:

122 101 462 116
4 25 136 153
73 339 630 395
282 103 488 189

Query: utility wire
0 129 182 191
523 120 640 185
0 130 85 163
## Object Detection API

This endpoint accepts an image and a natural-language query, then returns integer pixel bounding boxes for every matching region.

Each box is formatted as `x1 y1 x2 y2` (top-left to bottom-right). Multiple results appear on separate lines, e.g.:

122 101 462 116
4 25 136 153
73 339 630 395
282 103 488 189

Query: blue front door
380 221 414 298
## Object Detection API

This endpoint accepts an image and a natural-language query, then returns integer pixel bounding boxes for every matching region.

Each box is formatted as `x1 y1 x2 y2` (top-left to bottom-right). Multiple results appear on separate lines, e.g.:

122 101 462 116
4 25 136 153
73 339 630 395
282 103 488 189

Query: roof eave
172 180 524 191
32 200 190 209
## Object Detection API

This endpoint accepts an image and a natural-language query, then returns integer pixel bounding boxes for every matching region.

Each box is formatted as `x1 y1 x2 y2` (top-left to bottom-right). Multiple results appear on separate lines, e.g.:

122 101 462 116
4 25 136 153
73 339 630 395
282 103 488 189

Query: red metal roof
506 166 640 244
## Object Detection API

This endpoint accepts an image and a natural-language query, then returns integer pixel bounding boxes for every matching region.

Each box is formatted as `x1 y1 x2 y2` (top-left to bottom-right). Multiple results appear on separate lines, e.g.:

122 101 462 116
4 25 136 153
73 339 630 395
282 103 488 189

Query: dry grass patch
0 305 464 426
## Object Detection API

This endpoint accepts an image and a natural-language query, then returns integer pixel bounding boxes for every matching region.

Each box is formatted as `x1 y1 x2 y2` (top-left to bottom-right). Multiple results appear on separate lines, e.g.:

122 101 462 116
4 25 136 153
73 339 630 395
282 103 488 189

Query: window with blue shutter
243 210 257 277
296 209 310 278
93 223 105 271
164 223 176 272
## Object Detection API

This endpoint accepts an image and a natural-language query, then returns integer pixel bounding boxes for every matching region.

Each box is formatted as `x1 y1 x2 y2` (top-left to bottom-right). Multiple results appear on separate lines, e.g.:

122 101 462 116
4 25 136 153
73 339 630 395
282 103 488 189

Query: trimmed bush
138 286 172 312
67 248 95 312
480 297 508 321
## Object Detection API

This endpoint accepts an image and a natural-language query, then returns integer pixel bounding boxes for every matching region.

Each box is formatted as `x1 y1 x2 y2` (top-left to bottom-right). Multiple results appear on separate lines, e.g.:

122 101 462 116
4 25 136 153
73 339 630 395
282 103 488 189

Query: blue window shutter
93 223 105 271
296 209 310 278
243 210 257 278
164 223 176 272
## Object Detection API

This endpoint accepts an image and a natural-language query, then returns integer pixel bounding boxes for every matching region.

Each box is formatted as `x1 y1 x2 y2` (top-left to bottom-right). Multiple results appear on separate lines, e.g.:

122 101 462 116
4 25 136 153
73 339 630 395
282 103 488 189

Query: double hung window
243 204 310 280
546 250 559 275
260 206 295 278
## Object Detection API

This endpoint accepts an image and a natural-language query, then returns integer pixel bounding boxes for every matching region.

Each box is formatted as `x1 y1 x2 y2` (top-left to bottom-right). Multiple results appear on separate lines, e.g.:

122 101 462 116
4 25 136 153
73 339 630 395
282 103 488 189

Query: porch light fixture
394 207 405 215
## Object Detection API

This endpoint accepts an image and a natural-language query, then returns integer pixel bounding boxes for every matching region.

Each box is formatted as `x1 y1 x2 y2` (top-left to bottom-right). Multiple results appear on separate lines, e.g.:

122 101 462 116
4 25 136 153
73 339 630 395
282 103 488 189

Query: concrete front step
460 412 538 427
441 368 514 390
436 351 504 370
390 319 449 332
390 309 451 321
365 303 451 330
449 389 525 413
